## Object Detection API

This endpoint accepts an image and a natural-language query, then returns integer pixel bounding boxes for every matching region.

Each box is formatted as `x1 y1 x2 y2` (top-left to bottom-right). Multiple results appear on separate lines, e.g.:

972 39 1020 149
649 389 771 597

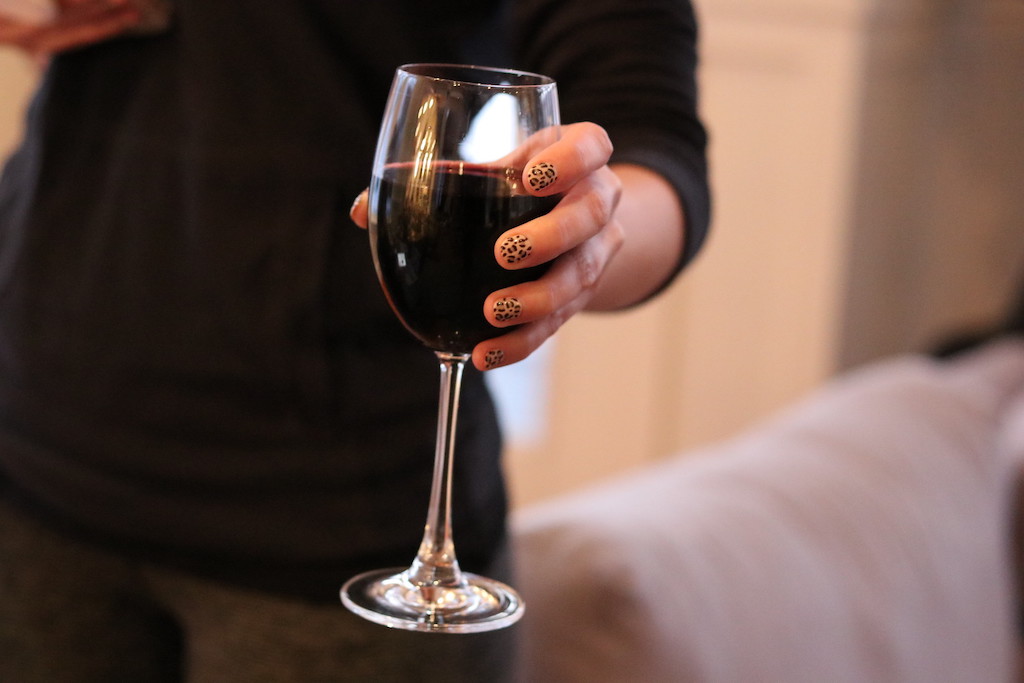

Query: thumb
349 189 368 229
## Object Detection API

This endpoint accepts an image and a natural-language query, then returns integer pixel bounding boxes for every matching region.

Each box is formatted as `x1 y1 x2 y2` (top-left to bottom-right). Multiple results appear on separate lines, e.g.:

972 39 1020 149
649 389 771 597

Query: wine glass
340 64 560 633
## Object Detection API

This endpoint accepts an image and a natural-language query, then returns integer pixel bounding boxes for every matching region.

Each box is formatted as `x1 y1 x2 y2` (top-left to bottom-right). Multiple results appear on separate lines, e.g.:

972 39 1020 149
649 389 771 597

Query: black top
0 0 710 601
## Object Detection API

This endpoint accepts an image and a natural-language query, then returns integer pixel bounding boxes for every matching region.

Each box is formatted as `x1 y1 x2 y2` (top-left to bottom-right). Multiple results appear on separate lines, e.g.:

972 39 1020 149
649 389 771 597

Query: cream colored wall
839 0 1024 368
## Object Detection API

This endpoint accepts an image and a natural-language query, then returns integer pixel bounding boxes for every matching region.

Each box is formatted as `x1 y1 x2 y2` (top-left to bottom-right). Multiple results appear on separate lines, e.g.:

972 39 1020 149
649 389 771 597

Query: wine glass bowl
340 64 560 633
371 161 558 353
368 64 560 355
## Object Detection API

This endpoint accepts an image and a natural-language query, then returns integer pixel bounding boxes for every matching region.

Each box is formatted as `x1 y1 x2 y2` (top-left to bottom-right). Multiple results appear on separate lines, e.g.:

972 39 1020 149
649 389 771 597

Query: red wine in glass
372 161 557 354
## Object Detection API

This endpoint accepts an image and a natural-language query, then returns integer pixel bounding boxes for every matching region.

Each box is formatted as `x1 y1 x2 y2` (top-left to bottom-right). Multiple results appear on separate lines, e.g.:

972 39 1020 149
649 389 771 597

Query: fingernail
484 349 505 370
492 297 522 323
499 235 533 265
526 162 558 191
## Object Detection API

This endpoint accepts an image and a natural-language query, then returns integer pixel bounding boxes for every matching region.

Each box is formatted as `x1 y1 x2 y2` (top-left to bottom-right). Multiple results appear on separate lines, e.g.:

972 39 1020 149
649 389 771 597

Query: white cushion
513 339 1024 683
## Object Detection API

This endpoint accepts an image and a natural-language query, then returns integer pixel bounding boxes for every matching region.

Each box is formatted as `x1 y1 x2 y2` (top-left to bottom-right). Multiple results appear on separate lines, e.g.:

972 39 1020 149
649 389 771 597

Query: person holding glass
0 0 710 680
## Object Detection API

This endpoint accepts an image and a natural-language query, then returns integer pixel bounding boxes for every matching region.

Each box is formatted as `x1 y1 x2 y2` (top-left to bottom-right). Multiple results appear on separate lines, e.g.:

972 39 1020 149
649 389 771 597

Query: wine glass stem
407 351 471 588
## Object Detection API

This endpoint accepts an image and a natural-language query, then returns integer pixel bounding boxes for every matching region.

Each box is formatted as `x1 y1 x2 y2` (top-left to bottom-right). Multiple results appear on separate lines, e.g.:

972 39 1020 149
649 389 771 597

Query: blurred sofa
513 339 1024 683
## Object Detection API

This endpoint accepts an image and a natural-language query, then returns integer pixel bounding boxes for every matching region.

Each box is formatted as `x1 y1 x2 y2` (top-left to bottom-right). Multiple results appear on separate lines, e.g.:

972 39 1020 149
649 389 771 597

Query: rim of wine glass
398 63 555 89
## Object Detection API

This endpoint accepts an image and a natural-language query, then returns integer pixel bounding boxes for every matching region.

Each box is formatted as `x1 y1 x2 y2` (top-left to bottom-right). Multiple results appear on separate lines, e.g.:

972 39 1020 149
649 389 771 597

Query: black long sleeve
509 0 711 274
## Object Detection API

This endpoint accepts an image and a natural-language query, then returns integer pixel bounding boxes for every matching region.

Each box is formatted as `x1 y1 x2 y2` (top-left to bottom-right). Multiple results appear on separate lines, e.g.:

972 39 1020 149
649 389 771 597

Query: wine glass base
340 567 524 634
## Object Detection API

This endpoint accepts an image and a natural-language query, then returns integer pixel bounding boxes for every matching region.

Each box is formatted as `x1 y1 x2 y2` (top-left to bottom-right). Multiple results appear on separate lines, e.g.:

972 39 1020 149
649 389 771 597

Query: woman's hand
351 121 685 372
0 0 141 60
471 121 625 370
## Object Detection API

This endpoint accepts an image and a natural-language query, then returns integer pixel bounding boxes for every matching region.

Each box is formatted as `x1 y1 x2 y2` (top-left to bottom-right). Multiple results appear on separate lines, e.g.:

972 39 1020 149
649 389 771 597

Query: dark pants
0 500 519 683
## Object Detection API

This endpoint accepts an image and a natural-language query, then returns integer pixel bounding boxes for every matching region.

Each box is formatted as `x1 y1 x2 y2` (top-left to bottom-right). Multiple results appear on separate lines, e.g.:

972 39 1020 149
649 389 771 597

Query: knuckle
532 308 571 348
551 212 573 249
607 219 626 253
581 188 613 230
606 168 623 206
581 122 614 159
541 280 564 315
573 245 603 291
550 307 574 334
569 141 589 174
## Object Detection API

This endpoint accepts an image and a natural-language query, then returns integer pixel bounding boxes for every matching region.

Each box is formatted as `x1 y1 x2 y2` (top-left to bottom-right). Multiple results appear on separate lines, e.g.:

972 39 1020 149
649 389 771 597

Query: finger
495 165 621 270
0 0 55 24
474 220 623 370
29 6 139 54
56 0 105 8
490 125 561 173
499 216 623 328
56 0 128 10
521 121 613 196
0 0 134 48
484 225 613 329
349 189 368 229
0 19 36 45
472 291 584 372
482 286 537 329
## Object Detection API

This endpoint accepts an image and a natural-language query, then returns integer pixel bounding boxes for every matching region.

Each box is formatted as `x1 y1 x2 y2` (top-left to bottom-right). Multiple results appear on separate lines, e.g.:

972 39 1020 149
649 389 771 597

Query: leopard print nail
493 297 523 323
483 349 505 370
526 162 557 191
500 235 532 264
